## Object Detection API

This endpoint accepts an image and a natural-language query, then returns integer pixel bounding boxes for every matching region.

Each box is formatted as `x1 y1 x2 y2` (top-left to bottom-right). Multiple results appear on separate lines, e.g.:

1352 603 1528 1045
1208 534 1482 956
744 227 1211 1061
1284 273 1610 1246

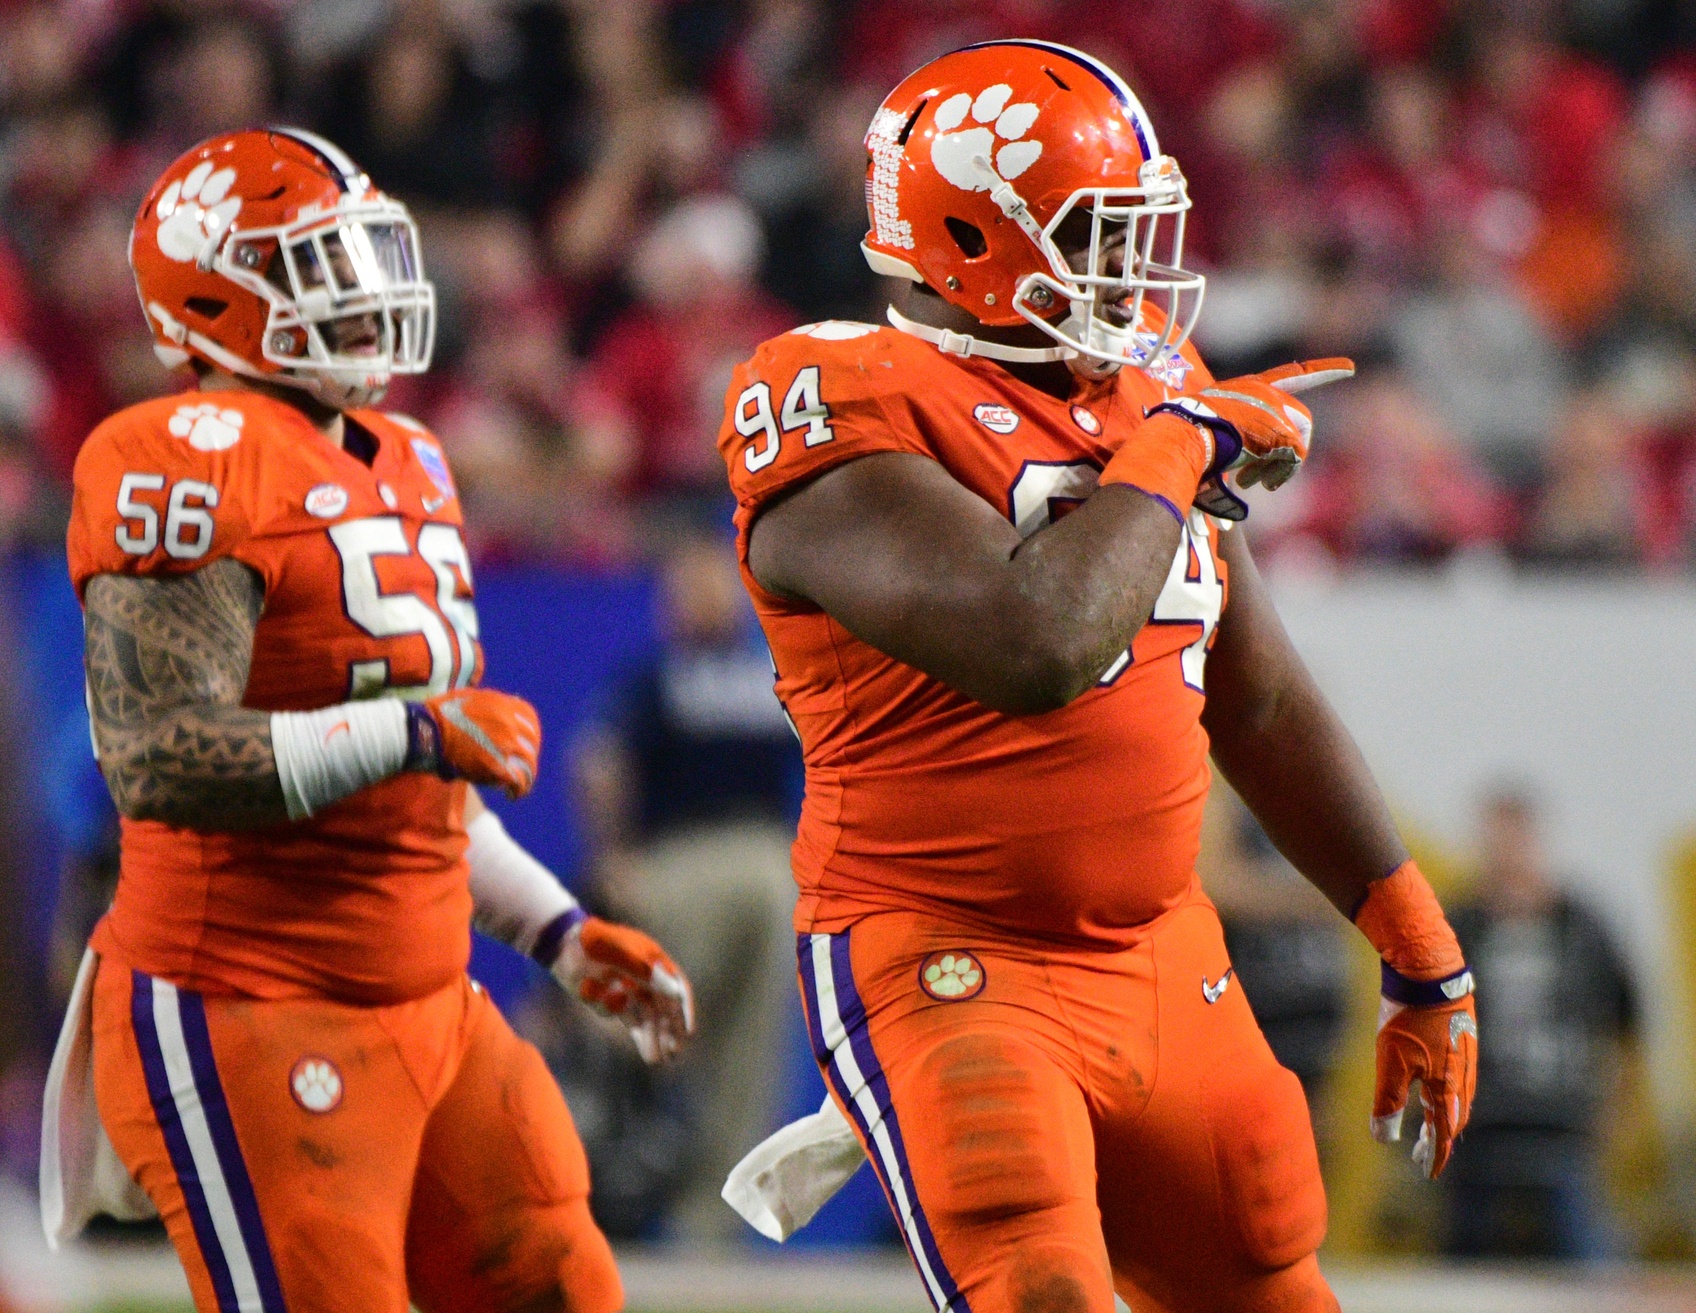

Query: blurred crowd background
0 0 1693 569
1 0 1695 1292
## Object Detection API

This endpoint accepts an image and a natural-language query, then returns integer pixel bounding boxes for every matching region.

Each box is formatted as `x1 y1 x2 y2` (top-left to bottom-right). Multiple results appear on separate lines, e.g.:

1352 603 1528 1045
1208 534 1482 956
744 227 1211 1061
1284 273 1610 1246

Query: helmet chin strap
885 305 1072 365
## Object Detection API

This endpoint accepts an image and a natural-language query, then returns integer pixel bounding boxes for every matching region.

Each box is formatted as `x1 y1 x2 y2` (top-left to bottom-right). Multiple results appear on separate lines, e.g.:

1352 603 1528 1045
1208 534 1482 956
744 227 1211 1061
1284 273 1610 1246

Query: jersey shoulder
351 407 442 449
741 320 957 400
74 390 328 489
721 321 957 514
68 390 323 598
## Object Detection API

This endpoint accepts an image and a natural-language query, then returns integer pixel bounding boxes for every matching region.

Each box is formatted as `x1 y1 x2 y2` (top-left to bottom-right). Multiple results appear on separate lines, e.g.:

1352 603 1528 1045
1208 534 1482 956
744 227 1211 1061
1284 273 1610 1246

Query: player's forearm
836 494 1180 714
97 704 290 829
465 799 582 961
990 484 1184 709
752 454 1182 715
100 698 450 829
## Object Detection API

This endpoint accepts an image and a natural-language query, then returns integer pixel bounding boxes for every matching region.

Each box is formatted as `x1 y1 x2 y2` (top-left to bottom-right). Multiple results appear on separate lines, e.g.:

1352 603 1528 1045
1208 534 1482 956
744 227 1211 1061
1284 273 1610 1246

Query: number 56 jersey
719 322 1230 951
68 389 481 1004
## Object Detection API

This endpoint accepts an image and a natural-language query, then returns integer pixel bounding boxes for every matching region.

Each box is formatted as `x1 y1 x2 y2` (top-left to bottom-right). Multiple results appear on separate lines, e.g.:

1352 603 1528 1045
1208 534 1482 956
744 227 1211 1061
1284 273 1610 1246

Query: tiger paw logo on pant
919 950 986 1001
290 1055 343 1113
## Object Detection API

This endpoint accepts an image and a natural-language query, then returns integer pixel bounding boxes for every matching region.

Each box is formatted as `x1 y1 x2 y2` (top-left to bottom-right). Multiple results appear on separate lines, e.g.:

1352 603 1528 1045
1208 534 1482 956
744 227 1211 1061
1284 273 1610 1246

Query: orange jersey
68 389 482 1003
720 321 1229 950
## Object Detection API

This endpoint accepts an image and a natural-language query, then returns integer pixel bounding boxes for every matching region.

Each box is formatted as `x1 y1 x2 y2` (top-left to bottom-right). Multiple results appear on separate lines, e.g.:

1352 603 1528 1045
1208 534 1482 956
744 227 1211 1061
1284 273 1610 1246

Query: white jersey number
1007 461 1223 690
114 473 220 561
1149 507 1224 693
735 365 836 473
329 516 479 698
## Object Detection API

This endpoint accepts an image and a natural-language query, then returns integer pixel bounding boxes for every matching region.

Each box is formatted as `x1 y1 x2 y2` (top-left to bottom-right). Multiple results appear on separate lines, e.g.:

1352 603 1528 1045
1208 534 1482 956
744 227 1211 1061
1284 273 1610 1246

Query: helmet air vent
944 217 988 258
897 101 926 147
1043 66 1071 92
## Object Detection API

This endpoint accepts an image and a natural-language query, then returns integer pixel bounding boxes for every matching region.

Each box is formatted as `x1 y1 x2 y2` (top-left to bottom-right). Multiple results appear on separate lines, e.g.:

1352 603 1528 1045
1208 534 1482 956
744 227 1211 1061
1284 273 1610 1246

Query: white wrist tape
466 809 579 960
270 699 411 820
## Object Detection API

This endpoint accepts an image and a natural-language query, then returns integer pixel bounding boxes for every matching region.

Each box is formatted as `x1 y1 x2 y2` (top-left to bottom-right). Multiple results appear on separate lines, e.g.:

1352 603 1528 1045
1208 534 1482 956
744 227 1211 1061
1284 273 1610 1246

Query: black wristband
1381 961 1475 1007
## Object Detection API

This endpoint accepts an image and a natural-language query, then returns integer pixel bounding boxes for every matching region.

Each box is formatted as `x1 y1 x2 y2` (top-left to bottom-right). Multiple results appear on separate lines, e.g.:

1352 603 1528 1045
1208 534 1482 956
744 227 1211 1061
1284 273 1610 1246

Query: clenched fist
407 688 541 797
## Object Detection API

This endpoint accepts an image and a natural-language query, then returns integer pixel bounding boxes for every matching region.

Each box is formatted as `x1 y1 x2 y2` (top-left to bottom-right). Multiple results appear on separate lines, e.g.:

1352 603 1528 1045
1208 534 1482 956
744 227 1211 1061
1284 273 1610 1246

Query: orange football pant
799 882 1337 1313
91 957 621 1313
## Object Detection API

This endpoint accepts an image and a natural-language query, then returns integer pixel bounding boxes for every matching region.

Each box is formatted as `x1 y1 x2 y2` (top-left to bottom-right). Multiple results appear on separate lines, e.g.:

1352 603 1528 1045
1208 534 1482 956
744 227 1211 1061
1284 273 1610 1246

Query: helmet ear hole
897 100 926 146
944 217 988 259
184 297 228 320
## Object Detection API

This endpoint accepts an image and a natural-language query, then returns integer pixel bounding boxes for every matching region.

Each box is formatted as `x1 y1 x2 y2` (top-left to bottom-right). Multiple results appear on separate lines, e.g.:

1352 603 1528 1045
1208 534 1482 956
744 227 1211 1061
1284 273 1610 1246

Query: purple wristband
530 906 588 968
404 702 455 779
1381 961 1475 1008
1144 401 1245 480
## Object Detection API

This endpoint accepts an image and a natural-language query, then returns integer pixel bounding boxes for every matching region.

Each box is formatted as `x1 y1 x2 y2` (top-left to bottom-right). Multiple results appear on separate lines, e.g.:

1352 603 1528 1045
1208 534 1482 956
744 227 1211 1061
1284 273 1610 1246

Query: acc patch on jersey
410 437 454 499
973 403 1020 434
289 1056 343 1113
304 483 349 518
919 950 985 1001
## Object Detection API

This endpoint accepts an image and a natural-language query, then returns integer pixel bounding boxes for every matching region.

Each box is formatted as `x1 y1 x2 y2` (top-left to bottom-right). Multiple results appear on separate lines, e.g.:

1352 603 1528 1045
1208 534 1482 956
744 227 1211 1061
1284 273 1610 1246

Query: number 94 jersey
67 389 480 1004
719 321 1229 952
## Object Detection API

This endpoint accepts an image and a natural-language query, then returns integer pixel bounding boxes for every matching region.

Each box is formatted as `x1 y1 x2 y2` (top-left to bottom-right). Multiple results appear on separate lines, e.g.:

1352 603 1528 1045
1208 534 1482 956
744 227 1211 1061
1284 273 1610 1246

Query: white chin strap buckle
935 327 989 358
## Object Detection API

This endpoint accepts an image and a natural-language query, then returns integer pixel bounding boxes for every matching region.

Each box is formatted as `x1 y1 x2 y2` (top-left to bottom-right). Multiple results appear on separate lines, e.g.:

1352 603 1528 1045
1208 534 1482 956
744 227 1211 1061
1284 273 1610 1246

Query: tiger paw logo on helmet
155 162 242 263
930 85 1043 193
919 950 986 1001
168 402 244 451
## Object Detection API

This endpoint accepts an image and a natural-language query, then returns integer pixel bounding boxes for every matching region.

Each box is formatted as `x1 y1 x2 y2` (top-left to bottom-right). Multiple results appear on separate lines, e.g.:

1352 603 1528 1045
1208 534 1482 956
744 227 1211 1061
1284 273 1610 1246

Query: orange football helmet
130 127 435 410
862 41 1203 377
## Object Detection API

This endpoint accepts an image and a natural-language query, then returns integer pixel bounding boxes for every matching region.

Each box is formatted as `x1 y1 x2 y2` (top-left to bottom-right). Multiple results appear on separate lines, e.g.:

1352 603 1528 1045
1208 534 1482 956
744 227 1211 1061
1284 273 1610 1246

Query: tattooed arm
83 559 287 830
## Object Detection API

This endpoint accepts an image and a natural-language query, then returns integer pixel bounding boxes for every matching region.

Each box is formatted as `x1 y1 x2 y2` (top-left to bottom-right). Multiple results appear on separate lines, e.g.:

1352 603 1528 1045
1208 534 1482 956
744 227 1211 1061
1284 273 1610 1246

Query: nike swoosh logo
1202 969 1233 1005
322 721 350 746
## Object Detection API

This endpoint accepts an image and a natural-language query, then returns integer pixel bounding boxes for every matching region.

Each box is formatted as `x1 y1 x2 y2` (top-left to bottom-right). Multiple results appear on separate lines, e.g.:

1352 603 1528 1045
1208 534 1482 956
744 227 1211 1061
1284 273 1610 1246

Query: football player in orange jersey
44 129 693 1313
717 42 1477 1313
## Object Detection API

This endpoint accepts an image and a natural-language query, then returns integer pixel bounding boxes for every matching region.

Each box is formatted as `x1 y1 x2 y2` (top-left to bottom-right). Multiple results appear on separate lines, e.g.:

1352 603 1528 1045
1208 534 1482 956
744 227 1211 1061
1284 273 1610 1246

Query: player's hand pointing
1138 358 1354 520
1252 357 1357 396
551 915 696 1063
1202 357 1355 492
1370 969 1478 1179
408 688 541 798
